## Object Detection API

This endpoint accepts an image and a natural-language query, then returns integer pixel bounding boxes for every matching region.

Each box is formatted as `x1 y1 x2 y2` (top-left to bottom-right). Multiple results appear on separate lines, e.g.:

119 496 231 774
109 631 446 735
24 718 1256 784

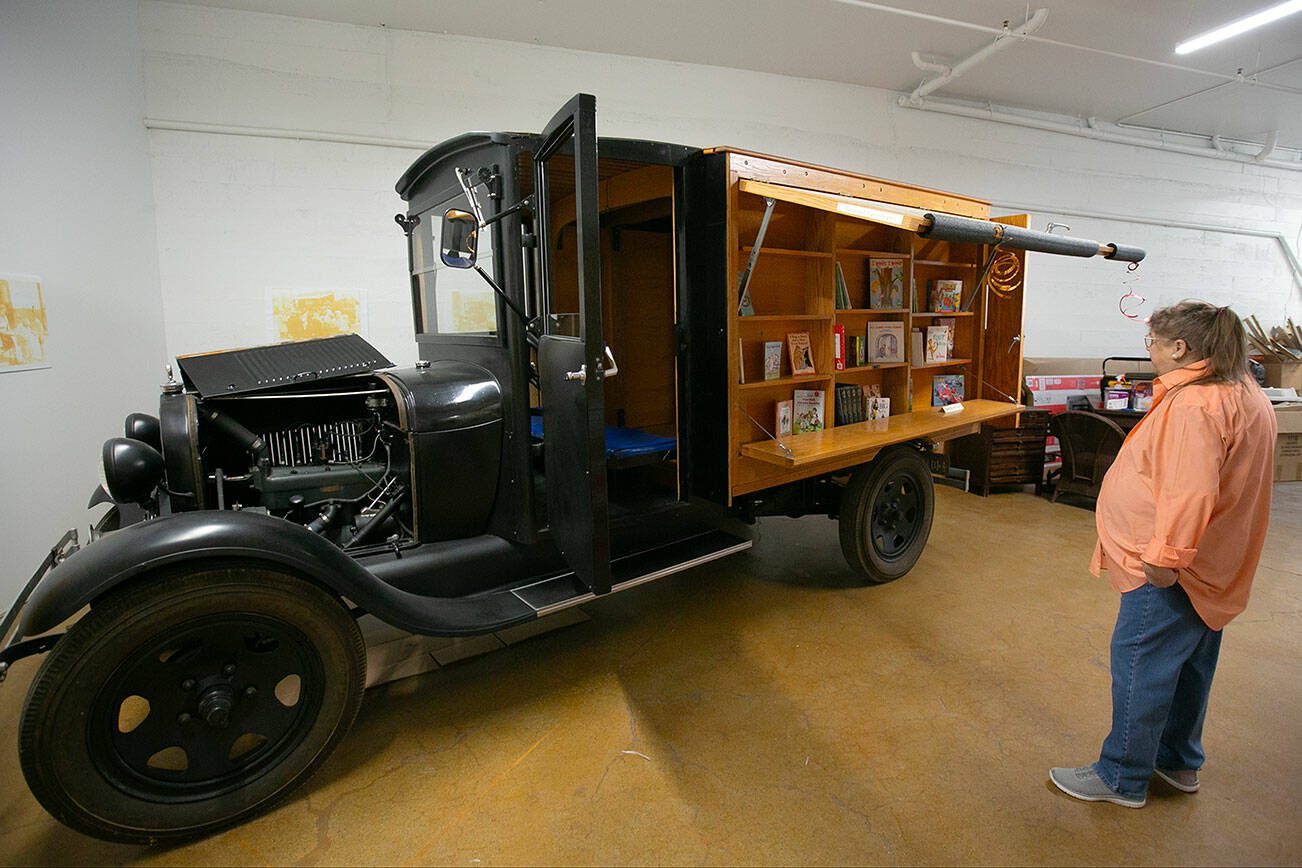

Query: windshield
410 198 498 336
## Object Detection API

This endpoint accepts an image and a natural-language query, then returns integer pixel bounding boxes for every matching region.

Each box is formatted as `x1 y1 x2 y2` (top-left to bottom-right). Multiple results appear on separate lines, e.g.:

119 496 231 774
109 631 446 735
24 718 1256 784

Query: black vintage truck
0 94 1143 843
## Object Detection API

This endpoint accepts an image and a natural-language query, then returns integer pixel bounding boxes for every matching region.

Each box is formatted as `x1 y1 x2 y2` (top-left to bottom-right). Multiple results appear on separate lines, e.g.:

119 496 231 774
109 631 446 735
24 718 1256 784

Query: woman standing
1050 301 1277 808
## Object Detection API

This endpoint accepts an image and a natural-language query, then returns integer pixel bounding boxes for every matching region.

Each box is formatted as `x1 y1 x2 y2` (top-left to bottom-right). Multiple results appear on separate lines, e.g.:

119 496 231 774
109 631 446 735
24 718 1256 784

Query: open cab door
534 94 613 594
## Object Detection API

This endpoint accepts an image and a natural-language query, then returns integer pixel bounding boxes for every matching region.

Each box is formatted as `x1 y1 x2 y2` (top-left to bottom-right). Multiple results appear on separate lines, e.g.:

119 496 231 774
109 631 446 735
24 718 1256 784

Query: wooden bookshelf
724 149 1026 500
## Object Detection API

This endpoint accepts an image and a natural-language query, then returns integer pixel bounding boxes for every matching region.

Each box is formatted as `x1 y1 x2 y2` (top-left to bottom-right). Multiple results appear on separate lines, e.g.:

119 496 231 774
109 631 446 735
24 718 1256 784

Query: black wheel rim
88 613 325 804
870 472 923 560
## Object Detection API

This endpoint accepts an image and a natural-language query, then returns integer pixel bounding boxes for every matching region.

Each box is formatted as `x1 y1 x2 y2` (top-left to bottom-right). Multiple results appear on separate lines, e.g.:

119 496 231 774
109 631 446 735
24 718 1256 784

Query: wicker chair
1048 410 1127 502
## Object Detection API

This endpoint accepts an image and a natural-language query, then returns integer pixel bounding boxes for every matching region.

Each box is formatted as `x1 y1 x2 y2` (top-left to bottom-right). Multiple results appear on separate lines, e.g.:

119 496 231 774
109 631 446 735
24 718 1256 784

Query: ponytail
1147 300 1251 386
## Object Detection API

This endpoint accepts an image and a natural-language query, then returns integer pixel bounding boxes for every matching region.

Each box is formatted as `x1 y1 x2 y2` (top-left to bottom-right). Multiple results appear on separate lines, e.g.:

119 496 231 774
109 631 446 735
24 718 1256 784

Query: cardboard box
1263 362 1302 391
1275 404 1302 482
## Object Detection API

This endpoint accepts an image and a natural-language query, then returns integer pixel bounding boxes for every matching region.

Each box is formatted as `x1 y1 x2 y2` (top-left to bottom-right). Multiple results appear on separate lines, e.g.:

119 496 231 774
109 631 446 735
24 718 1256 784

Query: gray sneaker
1049 766 1146 808
1154 767 1199 792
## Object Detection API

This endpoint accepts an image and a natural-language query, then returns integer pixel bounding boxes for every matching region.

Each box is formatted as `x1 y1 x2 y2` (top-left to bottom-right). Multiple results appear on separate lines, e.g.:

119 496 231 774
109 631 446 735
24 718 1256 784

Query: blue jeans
1093 582 1223 798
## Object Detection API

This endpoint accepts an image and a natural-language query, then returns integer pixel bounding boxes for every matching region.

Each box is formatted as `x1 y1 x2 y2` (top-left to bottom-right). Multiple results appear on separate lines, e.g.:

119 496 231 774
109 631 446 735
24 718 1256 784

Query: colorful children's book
930 279 962 312
833 325 846 371
925 326 950 364
776 399 793 436
868 257 905 309
868 395 891 420
932 374 964 406
763 341 783 380
793 389 825 433
938 317 956 355
867 321 905 364
787 331 816 376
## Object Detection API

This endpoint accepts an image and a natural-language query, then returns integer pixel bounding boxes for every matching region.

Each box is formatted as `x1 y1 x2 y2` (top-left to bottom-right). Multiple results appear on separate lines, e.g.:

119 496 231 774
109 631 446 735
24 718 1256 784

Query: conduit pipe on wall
896 97 1302 172
905 8 1049 106
145 118 429 150
993 200 1302 292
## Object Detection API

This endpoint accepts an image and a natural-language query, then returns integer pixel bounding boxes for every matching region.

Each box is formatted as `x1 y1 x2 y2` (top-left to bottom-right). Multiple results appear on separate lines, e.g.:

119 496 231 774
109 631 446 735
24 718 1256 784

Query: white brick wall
139 1 1302 365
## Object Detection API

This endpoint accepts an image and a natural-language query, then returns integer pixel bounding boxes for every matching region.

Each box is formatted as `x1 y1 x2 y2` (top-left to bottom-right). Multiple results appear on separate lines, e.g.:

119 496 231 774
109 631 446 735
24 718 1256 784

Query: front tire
838 447 935 584
19 564 365 844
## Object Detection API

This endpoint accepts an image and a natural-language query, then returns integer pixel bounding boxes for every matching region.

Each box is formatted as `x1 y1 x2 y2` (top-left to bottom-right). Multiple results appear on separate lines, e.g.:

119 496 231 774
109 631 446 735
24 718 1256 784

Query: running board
512 530 752 617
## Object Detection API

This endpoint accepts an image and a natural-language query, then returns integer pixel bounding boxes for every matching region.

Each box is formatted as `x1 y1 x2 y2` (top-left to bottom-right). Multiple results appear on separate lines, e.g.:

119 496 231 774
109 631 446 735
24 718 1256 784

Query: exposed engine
93 336 504 551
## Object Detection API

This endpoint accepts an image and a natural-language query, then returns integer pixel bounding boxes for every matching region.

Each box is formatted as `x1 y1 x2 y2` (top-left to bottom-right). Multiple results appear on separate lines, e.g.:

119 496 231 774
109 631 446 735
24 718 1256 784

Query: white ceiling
173 0 1302 151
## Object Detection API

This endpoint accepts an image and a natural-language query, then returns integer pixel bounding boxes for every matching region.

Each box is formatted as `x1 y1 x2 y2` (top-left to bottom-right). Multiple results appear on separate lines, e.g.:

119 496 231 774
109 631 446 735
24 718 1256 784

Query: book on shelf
866 321 905 364
938 317 955 354
833 325 846 371
834 261 851 310
930 279 962 312
933 374 964 406
834 383 864 426
776 399 793 436
911 329 924 366
868 257 905 309
787 331 816 376
738 338 745 383
793 389 824 433
868 395 891 420
925 326 950 364
763 341 783 380
854 334 866 367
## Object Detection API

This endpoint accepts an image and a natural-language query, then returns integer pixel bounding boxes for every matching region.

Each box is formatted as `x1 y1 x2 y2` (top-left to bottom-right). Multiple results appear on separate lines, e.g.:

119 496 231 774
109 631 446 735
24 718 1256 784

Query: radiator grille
262 420 371 468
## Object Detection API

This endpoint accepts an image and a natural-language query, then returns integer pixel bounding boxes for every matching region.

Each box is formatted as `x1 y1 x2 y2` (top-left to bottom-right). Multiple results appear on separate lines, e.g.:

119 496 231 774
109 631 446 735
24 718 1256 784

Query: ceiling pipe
904 8 1049 106
899 97 1302 172
1255 130 1280 162
911 51 950 77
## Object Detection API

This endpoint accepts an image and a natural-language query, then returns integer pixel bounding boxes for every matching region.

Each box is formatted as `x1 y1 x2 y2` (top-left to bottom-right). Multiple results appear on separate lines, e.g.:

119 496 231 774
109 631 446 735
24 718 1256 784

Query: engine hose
346 486 408 548
200 406 270 468
307 503 341 535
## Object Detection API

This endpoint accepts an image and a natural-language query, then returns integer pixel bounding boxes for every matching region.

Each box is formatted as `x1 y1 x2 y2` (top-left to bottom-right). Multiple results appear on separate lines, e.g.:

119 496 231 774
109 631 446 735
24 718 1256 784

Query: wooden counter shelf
740 399 1022 468
912 311 973 319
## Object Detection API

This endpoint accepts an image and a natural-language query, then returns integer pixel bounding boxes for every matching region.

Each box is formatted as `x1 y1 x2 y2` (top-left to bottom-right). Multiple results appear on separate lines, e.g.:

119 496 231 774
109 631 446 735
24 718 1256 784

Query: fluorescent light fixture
1174 0 1302 54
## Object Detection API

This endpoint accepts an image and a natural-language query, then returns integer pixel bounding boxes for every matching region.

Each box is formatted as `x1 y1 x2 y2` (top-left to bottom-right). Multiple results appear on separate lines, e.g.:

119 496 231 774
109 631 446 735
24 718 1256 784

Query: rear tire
838 447 935 584
19 564 364 844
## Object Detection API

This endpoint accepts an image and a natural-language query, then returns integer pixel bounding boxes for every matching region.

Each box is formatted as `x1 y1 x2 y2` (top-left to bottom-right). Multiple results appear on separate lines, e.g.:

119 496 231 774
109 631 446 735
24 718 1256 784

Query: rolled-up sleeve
1141 402 1226 569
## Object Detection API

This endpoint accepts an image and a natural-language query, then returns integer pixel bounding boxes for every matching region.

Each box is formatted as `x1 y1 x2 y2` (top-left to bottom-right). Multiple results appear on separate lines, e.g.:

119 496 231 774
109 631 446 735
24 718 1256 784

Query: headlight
101 437 165 505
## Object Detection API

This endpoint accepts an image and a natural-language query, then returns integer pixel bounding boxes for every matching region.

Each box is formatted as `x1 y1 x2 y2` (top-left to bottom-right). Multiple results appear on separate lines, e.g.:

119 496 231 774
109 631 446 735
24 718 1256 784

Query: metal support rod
737 197 776 316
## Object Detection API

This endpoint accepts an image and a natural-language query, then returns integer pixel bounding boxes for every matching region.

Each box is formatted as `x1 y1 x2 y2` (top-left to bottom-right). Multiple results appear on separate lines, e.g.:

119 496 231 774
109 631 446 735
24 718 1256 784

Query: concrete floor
1 484 1299 866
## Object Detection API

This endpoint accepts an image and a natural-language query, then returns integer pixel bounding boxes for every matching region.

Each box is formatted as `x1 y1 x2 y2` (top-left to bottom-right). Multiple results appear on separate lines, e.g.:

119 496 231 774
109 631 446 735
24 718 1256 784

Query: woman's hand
1142 562 1180 588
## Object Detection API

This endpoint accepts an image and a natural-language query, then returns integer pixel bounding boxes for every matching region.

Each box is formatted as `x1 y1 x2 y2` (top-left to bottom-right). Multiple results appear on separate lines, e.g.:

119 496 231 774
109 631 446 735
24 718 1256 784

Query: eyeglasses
1143 335 1158 349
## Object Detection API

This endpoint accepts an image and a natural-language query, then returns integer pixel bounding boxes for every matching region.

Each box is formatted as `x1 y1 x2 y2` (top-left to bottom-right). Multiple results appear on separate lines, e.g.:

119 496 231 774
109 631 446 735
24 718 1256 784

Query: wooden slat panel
738 180 931 233
740 399 1021 468
711 149 990 218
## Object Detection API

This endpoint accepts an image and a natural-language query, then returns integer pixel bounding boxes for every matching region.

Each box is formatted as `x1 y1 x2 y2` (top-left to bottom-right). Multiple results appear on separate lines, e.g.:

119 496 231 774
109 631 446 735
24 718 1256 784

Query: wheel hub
196 684 236 728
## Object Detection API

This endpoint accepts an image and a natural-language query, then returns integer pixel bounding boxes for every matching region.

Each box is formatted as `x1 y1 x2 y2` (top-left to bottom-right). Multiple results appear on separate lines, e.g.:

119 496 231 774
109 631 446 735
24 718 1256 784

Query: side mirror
440 209 479 269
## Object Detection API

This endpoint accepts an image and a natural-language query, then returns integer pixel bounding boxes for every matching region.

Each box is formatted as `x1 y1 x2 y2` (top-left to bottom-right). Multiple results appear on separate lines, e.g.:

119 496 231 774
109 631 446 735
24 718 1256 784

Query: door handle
564 346 618 385
1007 334 1022 354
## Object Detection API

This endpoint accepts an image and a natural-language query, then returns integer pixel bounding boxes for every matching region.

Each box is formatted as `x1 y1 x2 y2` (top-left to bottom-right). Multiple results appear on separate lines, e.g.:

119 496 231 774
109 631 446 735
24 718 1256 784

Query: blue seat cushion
529 415 676 461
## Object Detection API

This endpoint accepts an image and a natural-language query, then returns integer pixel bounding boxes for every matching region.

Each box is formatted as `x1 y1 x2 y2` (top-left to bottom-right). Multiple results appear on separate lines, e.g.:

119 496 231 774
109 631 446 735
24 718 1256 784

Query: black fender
15 510 535 642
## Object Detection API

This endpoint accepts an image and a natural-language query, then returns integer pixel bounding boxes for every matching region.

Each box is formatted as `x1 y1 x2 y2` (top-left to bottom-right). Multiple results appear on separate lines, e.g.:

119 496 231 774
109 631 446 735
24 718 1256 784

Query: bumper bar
0 528 79 683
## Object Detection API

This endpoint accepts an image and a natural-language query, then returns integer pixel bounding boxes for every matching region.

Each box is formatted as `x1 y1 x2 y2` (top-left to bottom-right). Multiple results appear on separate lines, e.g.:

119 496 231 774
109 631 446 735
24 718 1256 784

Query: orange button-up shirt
1090 360 1277 630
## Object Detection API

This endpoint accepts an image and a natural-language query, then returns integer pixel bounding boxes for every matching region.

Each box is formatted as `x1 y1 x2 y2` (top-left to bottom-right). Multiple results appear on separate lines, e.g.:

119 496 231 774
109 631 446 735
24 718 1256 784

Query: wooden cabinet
716 149 1027 501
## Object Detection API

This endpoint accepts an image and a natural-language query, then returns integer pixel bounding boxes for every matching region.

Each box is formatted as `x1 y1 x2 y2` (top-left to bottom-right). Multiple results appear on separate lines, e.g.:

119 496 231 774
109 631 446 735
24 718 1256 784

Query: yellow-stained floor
2 484 1299 866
